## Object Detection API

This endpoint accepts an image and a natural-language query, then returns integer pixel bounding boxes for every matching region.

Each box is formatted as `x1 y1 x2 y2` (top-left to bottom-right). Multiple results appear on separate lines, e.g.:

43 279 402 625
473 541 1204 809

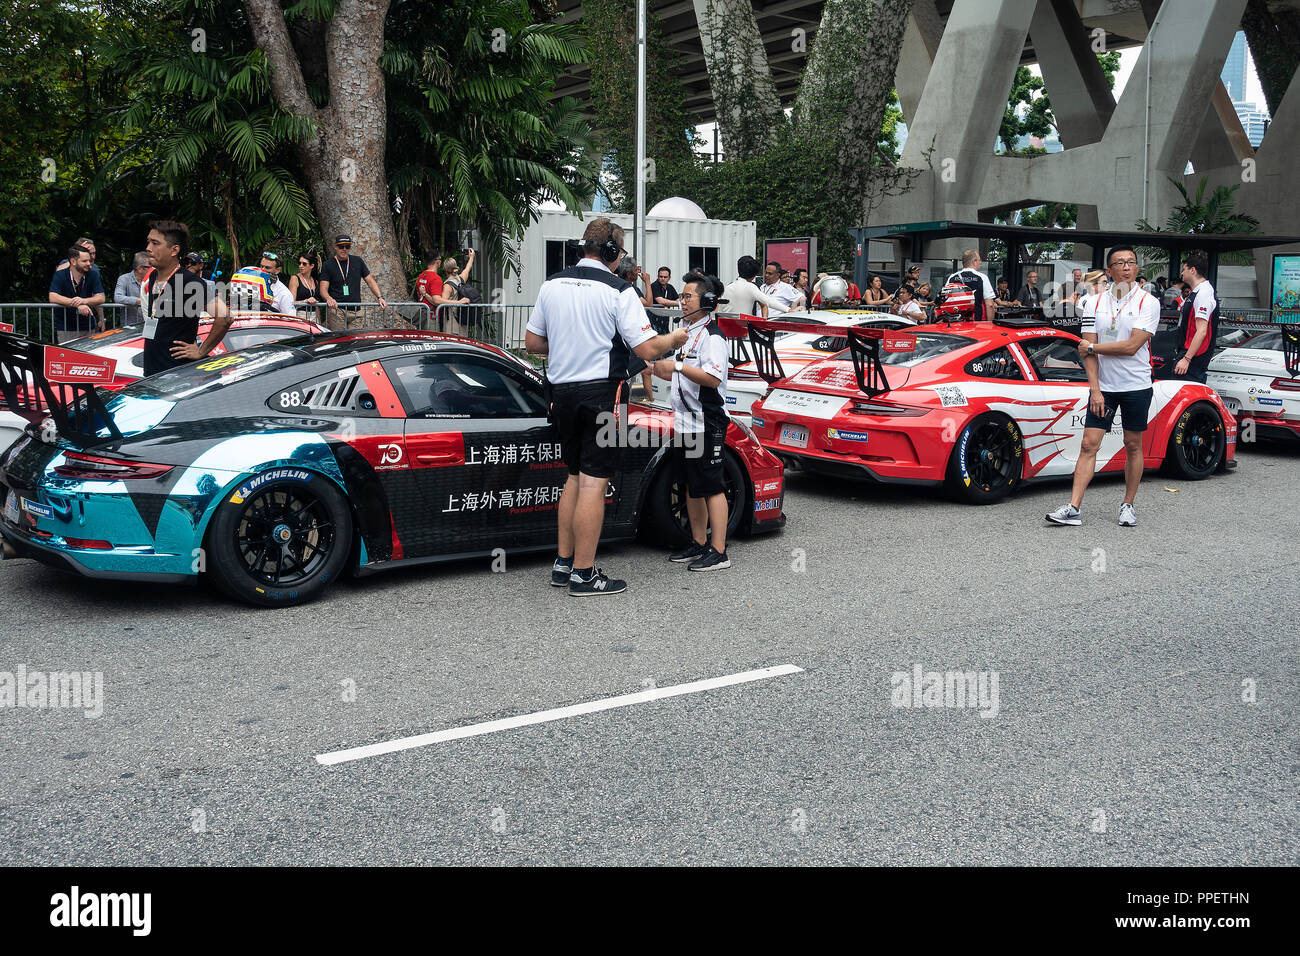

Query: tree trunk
1242 0 1300 116
793 0 914 218
222 175 241 270
695 0 785 161
243 0 406 320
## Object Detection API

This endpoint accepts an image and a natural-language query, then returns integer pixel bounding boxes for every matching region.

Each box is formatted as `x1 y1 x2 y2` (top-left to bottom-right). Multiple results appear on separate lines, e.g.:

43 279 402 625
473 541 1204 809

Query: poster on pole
1270 253 1300 319
764 238 817 280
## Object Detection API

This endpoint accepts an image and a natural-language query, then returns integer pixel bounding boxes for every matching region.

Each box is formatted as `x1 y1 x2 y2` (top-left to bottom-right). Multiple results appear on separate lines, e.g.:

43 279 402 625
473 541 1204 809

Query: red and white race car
647 309 915 422
738 314 1238 503
0 312 326 450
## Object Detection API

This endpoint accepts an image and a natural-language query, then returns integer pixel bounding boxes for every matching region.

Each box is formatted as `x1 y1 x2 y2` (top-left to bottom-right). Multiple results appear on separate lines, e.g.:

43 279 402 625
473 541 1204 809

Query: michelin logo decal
229 468 311 504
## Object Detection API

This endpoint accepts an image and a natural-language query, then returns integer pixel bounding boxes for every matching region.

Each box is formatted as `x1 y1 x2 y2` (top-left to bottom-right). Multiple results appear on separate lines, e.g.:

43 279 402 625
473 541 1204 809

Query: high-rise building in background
1221 31 1270 147
1221 32 1248 101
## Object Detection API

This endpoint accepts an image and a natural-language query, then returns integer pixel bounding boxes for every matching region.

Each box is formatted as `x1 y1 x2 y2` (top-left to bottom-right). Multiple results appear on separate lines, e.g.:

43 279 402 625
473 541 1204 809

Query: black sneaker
568 568 628 596
670 540 709 563
550 558 574 587
688 547 731 572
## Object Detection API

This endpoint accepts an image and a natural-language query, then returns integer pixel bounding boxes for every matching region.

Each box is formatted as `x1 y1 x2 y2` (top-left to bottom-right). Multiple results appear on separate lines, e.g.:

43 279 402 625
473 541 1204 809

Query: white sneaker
1045 503 1082 526
1118 502 1137 527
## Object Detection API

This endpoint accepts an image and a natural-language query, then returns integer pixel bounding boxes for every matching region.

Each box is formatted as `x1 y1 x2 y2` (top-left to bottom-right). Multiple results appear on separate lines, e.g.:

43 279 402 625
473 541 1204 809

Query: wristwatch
1086 343 1095 356
673 360 684 374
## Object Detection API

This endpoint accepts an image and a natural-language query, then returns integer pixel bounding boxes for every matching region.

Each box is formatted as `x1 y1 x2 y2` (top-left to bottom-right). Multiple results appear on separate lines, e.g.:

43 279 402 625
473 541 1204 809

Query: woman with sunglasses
290 251 322 314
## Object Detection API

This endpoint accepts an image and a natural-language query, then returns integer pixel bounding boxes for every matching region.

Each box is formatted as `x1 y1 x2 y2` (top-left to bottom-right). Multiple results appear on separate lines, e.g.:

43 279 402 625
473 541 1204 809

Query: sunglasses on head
261 251 280 261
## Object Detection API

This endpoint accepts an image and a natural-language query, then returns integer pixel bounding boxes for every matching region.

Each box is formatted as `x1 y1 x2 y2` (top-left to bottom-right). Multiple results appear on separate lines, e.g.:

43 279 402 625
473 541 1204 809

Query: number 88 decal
279 390 303 408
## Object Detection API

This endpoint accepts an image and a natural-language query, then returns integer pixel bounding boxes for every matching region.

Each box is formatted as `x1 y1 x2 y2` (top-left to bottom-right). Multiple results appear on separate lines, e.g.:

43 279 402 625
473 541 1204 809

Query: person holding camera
525 218 688 596
648 272 733 572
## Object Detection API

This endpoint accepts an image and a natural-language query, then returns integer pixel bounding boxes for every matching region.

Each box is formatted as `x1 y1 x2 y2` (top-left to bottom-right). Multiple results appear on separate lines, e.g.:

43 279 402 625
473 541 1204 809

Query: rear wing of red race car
0 332 121 445
714 315 917 397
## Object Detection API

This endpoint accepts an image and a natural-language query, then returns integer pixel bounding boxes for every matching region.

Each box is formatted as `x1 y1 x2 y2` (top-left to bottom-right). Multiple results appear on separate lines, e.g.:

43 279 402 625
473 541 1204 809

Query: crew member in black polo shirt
140 220 231 377
320 234 388 315
524 218 688 596
1168 250 1218 384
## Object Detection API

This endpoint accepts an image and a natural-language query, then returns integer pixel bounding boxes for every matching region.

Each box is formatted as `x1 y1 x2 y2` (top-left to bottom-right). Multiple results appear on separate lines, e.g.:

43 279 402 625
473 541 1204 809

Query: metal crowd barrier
314 301 430 331
0 301 431 341
433 302 535 355
0 303 130 343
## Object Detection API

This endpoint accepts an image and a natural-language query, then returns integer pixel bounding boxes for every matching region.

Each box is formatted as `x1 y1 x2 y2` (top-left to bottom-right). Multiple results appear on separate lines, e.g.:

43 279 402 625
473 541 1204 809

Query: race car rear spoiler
1284 324 1300 377
714 316 917 397
0 332 121 445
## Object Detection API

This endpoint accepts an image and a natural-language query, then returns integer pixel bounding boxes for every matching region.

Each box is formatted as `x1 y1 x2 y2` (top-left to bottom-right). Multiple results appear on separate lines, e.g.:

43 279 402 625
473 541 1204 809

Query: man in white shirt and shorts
525 218 688 595
1046 244 1160 528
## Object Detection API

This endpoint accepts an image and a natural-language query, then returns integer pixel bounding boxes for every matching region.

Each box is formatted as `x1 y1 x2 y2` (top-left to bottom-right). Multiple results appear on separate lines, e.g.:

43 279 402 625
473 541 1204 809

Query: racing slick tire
641 449 747 547
945 413 1024 505
205 470 353 607
1164 401 1225 480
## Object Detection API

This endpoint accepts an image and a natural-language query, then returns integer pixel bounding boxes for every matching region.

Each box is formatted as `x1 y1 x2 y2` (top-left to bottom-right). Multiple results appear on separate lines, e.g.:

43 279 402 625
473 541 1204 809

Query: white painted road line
315 663 804 766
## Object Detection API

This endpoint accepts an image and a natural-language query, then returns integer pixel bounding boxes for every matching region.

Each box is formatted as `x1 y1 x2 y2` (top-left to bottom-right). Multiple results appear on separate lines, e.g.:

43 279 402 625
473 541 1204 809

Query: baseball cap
184 252 205 265
334 234 353 245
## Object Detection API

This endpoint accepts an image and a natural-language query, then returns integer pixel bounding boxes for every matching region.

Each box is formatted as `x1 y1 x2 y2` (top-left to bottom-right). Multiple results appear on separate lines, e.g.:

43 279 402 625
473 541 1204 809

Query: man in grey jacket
114 252 151 325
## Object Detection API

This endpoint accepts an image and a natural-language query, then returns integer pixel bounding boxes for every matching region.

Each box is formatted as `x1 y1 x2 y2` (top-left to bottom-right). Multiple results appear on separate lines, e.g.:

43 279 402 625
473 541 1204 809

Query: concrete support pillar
896 0 1037 226
895 0 943 125
1030 0 1115 148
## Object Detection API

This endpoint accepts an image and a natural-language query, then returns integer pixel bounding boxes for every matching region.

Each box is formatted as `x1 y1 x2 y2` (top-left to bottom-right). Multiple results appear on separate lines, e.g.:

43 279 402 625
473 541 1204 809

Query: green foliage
1137 177 1260 264
649 138 855 272
0 1 145 297
584 0 694 210
383 0 599 275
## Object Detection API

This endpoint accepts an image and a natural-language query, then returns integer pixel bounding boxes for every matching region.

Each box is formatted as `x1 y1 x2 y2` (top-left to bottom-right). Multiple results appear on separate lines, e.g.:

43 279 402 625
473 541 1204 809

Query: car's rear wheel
1165 401 1225 479
641 449 747 547
206 471 352 607
945 413 1024 504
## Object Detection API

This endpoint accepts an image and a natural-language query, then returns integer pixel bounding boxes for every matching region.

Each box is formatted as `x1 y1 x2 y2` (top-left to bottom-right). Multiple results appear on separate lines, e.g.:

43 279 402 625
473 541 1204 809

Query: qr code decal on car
932 386 968 407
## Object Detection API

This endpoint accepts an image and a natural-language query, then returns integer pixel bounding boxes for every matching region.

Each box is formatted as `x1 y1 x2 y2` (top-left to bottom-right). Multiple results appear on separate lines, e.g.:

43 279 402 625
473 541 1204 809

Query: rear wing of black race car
1284 324 1300 377
714 316 917 397
0 332 121 445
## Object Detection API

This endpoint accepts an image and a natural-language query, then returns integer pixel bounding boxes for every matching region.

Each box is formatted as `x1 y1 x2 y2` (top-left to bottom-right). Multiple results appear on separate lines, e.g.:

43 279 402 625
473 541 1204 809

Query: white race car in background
647 310 916 422
1205 327 1300 442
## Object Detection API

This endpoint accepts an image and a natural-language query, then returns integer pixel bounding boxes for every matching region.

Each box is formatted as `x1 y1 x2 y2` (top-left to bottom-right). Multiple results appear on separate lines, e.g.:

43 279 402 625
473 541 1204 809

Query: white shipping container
498 207 757 308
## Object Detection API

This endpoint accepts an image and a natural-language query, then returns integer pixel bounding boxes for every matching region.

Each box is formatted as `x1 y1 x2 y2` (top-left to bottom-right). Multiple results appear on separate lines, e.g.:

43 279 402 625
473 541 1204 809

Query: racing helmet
819 275 848 306
228 266 277 310
934 279 977 319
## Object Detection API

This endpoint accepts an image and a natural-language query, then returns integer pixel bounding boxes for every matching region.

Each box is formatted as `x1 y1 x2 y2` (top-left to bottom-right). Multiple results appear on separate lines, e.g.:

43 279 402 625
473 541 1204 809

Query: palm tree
83 0 316 269
383 0 598 277
1137 176 1260 265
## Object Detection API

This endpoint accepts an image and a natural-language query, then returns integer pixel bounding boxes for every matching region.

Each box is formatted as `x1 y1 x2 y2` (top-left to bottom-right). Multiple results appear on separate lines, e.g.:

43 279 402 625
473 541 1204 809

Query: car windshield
122 344 309 401
834 331 975 367
1242 329 1282 351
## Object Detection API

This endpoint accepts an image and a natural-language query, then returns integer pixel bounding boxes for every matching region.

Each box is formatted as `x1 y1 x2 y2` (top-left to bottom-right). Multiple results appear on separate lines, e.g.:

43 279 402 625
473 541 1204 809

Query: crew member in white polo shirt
649 272 732 571
1046 244 1160 528
525 218 688 596
945 249 996 320
722 255 788 317
761 261 805 312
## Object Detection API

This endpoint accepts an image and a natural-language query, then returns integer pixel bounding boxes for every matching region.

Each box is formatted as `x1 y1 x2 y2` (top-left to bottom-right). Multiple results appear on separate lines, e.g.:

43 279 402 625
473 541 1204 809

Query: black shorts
1084 387 1153 433
550 379 621 479
672 427 727 497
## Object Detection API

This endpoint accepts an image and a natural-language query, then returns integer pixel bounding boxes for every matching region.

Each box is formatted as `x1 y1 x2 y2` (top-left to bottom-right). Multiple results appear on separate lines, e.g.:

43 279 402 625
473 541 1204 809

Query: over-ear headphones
687 274 724 313
598 223 622 264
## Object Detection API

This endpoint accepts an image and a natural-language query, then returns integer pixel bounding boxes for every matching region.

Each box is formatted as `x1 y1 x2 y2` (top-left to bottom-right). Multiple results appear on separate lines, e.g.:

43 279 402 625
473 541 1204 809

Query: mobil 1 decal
418 425 569 549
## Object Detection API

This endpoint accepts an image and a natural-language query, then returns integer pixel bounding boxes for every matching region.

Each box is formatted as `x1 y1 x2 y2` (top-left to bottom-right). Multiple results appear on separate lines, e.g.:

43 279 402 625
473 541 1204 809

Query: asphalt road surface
1 443 1296 866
